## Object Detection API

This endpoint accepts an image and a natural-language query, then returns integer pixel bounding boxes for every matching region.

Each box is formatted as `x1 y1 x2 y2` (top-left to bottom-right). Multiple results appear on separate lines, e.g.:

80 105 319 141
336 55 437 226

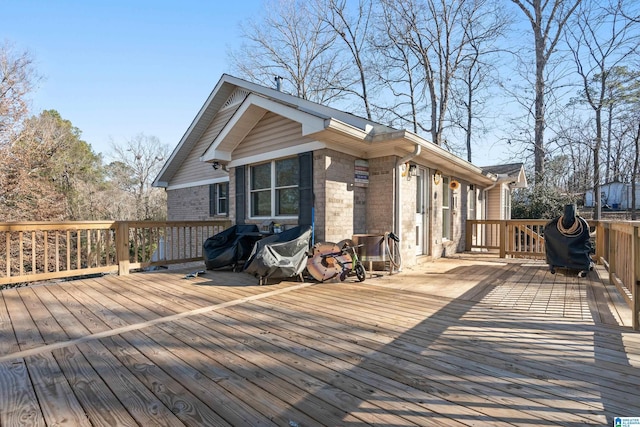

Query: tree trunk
466 79 473 162
533 13 546 185
632 121 640 220
593 108 602 220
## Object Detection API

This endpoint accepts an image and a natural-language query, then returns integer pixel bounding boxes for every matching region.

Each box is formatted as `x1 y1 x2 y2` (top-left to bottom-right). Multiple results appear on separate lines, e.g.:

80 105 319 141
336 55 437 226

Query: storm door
415 167 430 255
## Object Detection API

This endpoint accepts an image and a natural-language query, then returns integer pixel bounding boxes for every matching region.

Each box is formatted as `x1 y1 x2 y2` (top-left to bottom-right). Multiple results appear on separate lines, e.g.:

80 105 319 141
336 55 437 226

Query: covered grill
544 204 593 277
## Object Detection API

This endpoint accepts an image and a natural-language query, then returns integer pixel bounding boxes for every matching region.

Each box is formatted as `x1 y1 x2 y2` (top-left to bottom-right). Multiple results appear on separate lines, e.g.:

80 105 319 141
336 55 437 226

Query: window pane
251 163 271 190
218 198 227 214
276 158 298 187
218 183 228 198
276 188 299 215
442 177 450 208
251 190 271 216
442 177 450 239
217 199 227 214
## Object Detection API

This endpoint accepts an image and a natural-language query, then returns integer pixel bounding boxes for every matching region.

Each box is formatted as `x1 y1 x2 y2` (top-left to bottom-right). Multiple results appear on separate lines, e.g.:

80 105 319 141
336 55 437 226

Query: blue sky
3 0 262 159
4 0 511 166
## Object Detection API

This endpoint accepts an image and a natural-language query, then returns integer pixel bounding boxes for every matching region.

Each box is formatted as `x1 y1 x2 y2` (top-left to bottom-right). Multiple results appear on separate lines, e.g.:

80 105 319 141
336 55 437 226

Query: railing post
609 225 616 292
499 220 507 258
465 221 472 251
595 221 604 263
115 221 130 276
633 225 640 331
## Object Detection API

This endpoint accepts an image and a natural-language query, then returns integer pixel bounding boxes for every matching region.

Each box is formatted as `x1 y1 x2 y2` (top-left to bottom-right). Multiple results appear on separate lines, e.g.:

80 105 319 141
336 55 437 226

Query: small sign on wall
355 159 369 187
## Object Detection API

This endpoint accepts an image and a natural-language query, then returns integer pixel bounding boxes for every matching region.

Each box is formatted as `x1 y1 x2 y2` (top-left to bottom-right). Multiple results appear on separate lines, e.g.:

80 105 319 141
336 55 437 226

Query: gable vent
221 88 250 111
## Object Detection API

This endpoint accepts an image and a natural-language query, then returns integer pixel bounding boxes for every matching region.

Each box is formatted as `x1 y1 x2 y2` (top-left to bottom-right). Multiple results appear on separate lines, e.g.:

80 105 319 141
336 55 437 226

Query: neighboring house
481 163 528 220
153 74 527 267
584 181 640 210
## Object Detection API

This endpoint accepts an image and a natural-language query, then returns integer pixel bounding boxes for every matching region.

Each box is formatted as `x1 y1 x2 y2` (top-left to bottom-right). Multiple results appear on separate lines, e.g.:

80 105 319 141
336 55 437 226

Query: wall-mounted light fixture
408 164 418 177
433 170 442 185
212 161 229 172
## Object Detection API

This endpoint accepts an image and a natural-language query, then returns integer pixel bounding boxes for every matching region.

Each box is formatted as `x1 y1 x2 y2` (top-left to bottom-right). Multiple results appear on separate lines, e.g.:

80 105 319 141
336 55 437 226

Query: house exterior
153 74 527 267
480 163 528 220
584 181 640 210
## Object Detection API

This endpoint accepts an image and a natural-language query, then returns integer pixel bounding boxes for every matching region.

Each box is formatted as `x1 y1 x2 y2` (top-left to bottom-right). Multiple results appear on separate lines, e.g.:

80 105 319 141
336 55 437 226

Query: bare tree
379 0 507 149
0 110 102 221
450 0 509 162
511 0 581 184
110 134 169 220
632 120 640 219
229 0 348 104
371 1 426 133
0 41 40 145
566 0 639 219
316 0 375 119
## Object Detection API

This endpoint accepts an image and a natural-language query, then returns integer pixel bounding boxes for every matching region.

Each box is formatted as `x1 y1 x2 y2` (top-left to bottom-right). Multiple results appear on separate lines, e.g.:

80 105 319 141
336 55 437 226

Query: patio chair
243 225 312 285
203 224 261 270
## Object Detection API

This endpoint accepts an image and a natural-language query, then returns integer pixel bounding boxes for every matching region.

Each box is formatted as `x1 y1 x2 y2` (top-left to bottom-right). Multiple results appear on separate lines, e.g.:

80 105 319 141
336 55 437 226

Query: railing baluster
19 231 24 276
5 231 10 277
0 220 231 286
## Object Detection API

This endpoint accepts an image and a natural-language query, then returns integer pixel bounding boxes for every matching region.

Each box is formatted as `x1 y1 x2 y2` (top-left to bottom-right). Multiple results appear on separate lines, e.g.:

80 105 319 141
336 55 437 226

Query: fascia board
200 94 328 163
153 76 234 186
227 141 327 168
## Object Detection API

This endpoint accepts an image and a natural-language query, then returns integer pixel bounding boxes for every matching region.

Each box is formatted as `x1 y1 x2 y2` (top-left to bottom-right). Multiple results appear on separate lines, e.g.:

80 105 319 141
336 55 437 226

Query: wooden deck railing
0 220 231 286
466 220 547 258
467 219 640 330
594 221 640 330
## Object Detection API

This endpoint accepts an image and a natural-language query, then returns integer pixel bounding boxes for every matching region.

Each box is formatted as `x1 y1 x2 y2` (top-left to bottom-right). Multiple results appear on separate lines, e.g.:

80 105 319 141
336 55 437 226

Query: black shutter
298 152 313 226
235 166 246 224
209 184 216 217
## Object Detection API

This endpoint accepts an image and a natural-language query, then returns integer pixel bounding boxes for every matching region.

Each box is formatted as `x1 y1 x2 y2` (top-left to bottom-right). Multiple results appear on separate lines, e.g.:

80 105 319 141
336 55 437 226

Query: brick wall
166 152 473 264
397 165 417 265
366 157 395 235
315 149 360 243
167 185 211 221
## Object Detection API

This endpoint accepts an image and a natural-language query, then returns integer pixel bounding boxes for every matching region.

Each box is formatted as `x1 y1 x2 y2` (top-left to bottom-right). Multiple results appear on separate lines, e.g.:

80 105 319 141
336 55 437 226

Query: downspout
482 173 510 219
394 144 422 240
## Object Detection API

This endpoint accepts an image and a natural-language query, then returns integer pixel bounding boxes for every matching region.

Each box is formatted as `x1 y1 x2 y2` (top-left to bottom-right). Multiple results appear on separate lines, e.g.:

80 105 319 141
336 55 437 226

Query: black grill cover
243 225 312 280
544 214 592 271
203 224 260 270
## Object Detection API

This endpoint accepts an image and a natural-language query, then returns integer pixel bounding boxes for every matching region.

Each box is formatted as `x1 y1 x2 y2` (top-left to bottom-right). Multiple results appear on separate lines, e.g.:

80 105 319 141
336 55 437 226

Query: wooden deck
1 255 639 426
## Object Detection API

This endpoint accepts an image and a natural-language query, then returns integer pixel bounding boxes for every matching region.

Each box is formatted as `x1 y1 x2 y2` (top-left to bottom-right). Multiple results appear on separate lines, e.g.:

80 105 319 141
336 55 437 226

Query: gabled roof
481 163 528 188
154 74 497 187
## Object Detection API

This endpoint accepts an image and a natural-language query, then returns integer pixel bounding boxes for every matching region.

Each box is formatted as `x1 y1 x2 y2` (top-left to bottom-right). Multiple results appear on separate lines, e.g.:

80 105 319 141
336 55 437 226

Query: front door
415 167 429 255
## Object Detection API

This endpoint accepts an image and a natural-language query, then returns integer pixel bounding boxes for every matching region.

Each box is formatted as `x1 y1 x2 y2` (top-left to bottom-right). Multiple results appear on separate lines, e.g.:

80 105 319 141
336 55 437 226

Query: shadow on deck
1 255 638 426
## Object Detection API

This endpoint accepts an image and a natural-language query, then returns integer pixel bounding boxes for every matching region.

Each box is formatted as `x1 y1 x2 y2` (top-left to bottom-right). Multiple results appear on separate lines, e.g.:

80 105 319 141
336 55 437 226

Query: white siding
169 107 238 187
486 187 502 220
232 112 315 161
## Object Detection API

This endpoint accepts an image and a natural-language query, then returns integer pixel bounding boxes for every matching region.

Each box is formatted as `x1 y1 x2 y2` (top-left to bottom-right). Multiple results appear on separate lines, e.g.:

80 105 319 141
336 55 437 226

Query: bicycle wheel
306 242 351 282
355 263 366 282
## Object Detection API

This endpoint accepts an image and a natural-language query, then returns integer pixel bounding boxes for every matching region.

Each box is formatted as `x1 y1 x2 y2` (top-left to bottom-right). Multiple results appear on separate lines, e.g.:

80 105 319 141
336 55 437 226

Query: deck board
1 256 639 426
249 285 622 423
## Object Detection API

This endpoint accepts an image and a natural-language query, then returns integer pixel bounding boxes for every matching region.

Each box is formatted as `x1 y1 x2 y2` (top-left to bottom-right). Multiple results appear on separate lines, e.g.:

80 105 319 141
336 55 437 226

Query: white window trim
442 176 451 241
249 159 299 219
167 177 228 191
216 182 228 215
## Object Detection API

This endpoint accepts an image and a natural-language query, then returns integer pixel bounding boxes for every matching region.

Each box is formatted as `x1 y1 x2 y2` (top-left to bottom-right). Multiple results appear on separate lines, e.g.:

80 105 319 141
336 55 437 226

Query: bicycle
338 242 367 282
306 241 367 282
